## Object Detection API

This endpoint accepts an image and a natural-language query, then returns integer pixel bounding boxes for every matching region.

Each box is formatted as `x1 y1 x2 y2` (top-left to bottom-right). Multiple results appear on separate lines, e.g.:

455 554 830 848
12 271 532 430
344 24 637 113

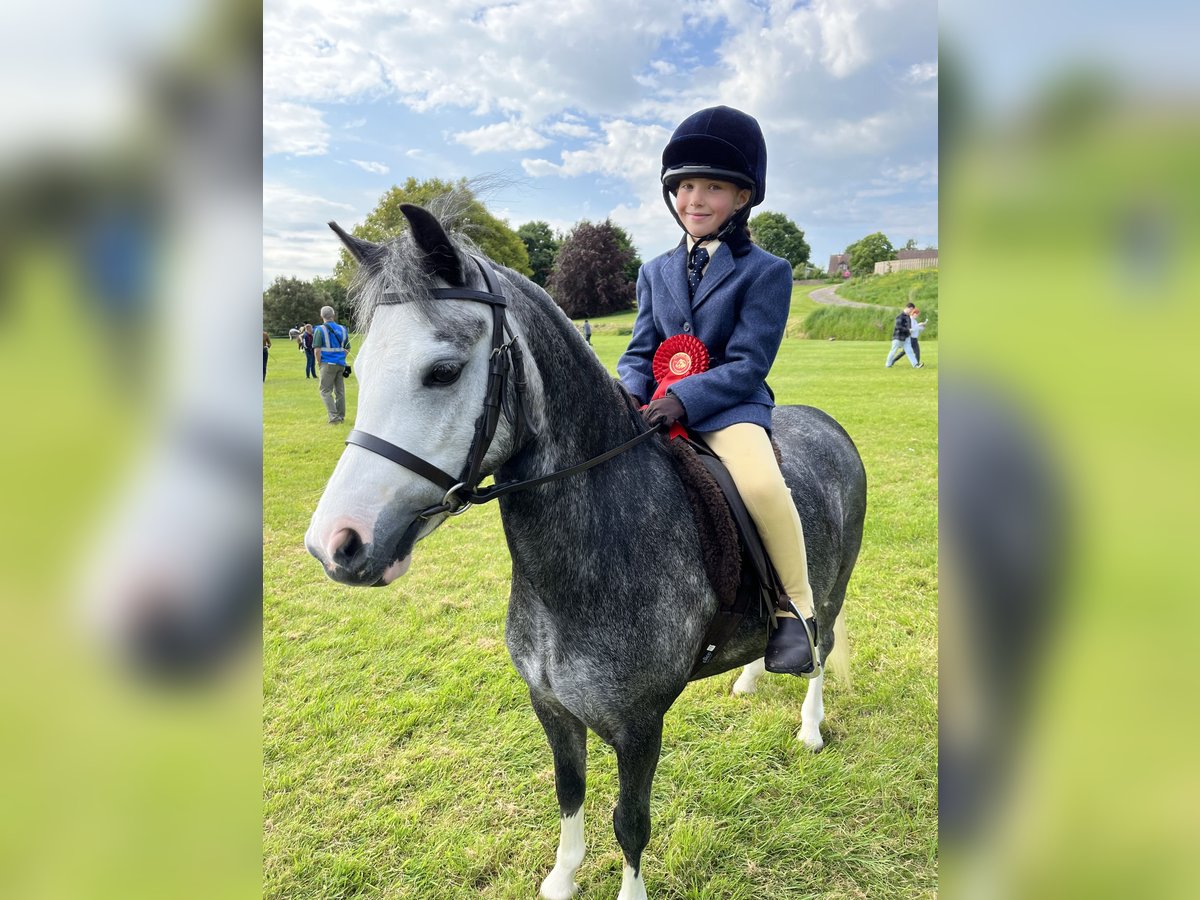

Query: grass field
802 271 938 343
264 316 938 898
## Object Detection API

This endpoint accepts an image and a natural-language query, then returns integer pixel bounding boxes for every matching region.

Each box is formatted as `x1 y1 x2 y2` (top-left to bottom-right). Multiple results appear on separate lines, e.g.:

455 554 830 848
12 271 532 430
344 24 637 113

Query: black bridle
345 256 661 520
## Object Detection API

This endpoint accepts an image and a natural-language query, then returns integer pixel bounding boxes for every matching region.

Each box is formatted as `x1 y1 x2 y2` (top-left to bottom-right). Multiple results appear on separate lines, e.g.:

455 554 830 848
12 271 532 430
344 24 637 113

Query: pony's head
305 203 542 587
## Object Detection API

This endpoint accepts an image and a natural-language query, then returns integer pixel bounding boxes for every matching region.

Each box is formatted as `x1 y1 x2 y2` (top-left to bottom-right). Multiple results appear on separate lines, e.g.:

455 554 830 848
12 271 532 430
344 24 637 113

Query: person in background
890 305 927 366
583 319 592 345
313 306 350 423
262 330 271 381
886 302 922 369
302 323 316 379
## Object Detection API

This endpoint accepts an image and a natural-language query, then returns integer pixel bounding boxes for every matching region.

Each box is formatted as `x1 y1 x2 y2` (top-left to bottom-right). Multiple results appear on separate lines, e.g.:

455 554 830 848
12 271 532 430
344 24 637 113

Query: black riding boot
765 597 819 678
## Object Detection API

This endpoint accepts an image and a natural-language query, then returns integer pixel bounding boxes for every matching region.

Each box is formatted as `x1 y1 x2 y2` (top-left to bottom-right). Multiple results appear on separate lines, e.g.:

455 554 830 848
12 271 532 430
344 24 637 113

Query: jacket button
683 323 691 332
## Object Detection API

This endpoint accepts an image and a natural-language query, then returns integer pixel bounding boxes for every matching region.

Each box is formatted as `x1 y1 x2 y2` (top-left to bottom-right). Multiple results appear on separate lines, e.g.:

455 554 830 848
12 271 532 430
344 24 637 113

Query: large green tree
846 232 896 276
749 211 811 269
516 220 560 287
333 177 532 283
546 219 636 318
263 276 331 335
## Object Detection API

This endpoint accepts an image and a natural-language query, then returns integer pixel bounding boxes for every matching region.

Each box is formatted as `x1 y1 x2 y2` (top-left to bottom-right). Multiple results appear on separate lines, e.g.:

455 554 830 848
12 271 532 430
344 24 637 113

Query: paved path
807 284 885 310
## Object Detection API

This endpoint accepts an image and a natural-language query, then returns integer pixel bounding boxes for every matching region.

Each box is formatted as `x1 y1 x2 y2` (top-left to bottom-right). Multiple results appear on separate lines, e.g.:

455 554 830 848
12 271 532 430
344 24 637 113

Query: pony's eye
426 361 462 386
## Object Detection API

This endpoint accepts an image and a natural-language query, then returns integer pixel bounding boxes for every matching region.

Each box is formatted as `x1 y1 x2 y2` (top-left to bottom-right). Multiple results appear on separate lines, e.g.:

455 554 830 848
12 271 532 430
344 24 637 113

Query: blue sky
263 0 938 287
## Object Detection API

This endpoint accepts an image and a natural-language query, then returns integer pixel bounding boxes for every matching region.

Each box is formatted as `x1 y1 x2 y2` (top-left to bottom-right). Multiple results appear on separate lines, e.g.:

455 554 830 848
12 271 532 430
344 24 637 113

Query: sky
263 0 938 287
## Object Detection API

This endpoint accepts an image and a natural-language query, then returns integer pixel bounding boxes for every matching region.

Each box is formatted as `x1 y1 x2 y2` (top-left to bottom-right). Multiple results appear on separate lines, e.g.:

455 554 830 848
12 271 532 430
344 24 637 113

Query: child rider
617 106 820 678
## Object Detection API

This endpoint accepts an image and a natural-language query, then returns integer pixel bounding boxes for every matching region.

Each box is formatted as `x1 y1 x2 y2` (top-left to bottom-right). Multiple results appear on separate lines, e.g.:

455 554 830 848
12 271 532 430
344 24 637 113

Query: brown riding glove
643 394 686 428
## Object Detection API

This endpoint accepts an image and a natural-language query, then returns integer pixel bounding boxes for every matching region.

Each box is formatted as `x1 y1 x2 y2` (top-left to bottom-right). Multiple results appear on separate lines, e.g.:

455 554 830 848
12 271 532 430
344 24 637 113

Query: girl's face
674 178 751 239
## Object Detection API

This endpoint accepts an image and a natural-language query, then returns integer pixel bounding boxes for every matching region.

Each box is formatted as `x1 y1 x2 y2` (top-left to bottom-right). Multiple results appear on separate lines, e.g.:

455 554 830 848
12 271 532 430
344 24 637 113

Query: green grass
836 270 938 310
264 328 937 898
803 271 938 342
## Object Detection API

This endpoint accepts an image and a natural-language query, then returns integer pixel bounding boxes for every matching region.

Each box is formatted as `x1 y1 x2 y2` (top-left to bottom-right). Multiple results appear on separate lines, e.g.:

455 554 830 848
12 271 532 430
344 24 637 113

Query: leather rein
345 255 661 520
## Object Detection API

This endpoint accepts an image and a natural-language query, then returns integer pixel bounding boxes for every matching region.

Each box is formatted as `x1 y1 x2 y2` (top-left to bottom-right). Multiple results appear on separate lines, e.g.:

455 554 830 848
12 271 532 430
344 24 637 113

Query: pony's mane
347 193 484 333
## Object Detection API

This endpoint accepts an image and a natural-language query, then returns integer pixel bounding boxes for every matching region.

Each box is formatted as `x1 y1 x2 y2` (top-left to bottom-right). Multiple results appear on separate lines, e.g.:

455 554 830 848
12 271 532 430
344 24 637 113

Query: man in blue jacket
314 305 350 424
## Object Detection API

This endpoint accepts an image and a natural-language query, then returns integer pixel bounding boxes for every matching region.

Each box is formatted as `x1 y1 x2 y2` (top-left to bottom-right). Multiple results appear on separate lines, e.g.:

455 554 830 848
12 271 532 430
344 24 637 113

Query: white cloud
905 61 938 83
453 120 550 154
263 182 361 283
350 159 390 174
263 102 330 157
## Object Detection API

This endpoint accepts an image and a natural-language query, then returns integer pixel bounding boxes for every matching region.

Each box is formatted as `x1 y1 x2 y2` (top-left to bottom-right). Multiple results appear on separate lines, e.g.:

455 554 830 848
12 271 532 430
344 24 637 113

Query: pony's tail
825 607 852 689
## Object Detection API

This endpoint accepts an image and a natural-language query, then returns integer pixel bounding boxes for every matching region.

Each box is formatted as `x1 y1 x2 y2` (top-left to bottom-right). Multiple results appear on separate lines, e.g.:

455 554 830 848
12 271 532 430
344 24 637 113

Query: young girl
617 106 819 677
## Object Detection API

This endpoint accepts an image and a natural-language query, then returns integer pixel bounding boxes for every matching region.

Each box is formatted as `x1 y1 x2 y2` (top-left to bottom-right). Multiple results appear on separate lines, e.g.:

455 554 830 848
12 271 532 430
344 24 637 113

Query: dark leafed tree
516 220 560 287
262 276 330 335
845 231 896 276
607 221 643 284
546 219 636 318
333 177 532 284
749 211 811 269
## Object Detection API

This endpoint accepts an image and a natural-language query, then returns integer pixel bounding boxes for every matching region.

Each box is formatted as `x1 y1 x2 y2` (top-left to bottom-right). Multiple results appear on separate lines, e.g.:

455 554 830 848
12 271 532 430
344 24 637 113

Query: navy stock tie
687 244 710 300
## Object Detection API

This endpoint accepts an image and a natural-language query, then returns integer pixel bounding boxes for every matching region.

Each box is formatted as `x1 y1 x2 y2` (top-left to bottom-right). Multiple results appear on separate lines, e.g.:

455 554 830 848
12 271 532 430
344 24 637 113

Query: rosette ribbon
647 333 709 440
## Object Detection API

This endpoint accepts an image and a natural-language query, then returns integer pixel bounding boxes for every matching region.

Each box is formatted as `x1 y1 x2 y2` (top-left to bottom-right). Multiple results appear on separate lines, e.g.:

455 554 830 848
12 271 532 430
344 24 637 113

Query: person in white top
890 305 927 366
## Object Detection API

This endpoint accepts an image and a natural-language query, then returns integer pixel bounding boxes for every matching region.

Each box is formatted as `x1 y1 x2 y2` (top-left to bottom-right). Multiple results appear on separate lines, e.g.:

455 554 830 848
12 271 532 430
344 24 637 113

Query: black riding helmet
661 105 767 249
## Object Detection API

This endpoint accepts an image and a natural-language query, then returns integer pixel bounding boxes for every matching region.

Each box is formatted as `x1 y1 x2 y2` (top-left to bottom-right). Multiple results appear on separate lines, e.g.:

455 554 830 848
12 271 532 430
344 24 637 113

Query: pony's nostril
330 527 366 569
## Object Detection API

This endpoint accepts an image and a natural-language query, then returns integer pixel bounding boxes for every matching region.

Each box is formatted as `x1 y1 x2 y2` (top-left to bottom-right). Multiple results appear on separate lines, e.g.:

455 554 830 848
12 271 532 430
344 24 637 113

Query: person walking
302 324 316 378
262 330 271 381
889 305 927 366
885 302 922 368
313 306 350 423
583 319 592 345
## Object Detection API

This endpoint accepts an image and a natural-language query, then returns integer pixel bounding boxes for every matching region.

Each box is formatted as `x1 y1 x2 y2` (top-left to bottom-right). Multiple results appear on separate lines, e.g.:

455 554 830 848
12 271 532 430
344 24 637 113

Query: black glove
643 394 686 428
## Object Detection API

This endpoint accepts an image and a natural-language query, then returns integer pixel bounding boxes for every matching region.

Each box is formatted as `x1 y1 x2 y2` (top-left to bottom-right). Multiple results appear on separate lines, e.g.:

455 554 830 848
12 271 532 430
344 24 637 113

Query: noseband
346 256 532 519
345 255 661 520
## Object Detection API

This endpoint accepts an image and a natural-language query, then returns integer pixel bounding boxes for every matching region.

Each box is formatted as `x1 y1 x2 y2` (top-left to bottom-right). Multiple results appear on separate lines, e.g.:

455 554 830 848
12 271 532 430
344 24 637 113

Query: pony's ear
328 221 385 271
400 203 464 286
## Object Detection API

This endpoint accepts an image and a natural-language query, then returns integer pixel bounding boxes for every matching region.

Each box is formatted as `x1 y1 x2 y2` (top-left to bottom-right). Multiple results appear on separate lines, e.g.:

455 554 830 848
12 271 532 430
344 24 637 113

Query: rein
345 255 661 520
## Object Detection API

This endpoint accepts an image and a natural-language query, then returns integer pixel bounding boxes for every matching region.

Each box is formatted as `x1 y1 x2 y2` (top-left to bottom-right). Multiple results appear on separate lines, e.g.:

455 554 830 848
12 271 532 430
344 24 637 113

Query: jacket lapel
663 242 692 322
691 244 734 312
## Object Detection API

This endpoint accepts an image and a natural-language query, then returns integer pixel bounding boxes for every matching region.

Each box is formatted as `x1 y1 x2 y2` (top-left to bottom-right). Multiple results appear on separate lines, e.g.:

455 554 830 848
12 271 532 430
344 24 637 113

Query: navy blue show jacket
617 238 794 433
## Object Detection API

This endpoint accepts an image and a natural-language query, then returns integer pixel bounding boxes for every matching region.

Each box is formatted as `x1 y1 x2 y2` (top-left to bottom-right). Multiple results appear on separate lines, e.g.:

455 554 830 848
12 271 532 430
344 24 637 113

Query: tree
607 221 643 284
749 211 811 269
547 220 636 318
333 177 532 283
311 275 347 313
904 238 919 250
516 221 560 287
263 276 330 335
845 232 896 276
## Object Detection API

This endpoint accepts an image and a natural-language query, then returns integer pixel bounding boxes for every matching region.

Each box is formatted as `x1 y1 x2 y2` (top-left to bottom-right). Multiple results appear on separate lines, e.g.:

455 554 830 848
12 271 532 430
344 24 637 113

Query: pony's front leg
531 693 588 900
798 671 825 751
612 720 663 900
731 657 766 695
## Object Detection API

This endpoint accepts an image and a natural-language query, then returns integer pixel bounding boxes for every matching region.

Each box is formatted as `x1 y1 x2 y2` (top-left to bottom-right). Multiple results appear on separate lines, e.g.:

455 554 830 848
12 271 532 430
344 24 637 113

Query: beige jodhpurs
694 422 815 617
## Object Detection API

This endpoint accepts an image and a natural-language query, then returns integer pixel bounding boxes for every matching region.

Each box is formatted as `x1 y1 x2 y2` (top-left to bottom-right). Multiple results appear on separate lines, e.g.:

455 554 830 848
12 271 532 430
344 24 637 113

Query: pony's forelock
346 194 483 334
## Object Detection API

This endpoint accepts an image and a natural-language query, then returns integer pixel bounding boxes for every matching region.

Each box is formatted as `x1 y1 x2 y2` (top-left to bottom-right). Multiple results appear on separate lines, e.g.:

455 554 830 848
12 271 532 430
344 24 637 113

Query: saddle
667 435 786 675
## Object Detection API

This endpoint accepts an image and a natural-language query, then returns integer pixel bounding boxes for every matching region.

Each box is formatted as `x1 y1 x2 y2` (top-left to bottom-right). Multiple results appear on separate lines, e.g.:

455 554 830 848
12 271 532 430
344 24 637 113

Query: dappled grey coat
618 238 794 432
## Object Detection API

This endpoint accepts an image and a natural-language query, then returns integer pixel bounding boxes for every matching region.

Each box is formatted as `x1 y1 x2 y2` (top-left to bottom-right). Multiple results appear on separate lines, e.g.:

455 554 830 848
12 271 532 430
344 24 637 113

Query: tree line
264 177 827 333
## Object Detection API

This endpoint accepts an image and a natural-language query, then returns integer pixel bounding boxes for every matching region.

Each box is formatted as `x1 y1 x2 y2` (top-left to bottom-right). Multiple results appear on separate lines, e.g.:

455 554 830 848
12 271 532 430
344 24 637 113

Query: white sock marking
732 657 767 695
616 863 647 900
539 808 585 900
798 671 825 751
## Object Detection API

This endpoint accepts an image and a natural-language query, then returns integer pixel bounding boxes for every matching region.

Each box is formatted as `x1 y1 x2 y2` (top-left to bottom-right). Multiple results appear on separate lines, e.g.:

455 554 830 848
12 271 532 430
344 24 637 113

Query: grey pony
313 205 867 897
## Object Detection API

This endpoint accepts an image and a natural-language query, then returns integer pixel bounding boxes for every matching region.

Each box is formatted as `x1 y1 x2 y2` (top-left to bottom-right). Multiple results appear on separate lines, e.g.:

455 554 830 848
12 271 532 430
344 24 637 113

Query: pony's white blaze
306 302 494 578
616 864 646 900
539 808 585 900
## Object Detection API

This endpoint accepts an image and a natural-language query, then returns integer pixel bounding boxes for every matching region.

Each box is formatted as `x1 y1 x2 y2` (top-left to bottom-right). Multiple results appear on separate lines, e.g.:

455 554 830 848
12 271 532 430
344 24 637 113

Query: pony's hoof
798 726 824 752
731 677 758 696
540 870 579 900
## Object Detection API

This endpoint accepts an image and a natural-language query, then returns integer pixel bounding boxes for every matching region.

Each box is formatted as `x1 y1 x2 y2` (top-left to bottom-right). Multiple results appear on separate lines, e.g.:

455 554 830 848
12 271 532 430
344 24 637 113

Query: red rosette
651 334 709 401
648 334 709 441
